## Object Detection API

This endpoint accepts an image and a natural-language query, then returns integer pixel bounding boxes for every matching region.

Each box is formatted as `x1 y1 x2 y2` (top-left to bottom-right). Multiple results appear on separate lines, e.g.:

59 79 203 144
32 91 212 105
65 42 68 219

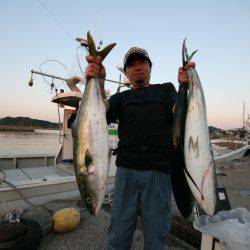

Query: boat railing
0 153 56 170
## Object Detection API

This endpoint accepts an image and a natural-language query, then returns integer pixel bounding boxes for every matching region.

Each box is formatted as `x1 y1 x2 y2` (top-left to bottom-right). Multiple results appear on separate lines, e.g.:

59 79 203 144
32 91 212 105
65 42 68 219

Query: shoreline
0 126 59 132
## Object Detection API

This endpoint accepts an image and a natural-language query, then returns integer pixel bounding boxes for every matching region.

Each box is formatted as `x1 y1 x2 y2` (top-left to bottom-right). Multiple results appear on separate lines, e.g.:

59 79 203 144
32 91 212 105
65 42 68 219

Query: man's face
125 57 151 87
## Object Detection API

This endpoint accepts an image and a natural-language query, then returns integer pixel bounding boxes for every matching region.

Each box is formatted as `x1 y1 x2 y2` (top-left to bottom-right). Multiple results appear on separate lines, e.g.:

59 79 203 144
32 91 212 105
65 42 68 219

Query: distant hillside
0 117 227 132
208 126 222 133
0 117 59 129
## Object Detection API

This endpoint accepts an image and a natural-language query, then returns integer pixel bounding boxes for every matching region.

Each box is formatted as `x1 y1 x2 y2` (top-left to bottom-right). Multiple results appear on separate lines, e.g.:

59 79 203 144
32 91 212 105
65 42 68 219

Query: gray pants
107 167 172 250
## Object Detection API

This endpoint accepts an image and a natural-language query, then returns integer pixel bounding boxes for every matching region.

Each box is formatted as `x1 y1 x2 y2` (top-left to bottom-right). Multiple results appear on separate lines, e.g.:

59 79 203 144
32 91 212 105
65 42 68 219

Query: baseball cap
123 47 152 71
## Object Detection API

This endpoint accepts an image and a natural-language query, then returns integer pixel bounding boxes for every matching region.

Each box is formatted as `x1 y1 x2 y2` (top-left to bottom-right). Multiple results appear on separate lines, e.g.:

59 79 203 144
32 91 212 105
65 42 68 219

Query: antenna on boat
243 101 245 129
94 9 97 42
116 74 122 93
50 78 55 93
97 24 103 50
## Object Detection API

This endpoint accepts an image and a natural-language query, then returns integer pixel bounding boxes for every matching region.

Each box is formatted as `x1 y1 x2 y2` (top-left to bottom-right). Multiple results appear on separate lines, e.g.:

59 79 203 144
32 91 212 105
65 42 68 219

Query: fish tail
182 38 198 66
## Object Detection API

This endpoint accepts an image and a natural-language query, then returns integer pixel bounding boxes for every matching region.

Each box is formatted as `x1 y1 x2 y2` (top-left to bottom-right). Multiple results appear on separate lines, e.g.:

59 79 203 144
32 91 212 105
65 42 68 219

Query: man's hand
178 62 195 84
85 55 109 110
85 55 106 88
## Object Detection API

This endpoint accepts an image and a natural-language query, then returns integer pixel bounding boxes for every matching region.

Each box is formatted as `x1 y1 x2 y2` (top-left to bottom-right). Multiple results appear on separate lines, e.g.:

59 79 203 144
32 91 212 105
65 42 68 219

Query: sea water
0 130 61 157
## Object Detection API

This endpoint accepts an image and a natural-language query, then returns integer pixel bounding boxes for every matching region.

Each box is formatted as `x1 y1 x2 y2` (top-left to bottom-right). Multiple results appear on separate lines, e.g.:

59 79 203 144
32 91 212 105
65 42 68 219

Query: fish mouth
84 196 98 216
91 198 104 216
91 204 98 216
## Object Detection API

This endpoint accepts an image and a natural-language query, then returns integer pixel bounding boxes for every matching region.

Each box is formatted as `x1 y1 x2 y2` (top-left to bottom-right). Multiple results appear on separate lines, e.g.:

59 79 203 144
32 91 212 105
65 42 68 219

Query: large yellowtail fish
72 32 116 215
184 40 217 216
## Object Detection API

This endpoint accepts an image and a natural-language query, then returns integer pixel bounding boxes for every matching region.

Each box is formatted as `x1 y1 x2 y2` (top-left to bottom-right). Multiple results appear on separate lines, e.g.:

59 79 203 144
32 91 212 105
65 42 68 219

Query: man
85 47 194 250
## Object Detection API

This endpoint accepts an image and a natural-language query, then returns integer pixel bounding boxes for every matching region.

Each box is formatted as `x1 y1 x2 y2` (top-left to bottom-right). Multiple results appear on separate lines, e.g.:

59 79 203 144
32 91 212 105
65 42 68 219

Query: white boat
211 139 250 163
0 91 118 215
0 165 116 213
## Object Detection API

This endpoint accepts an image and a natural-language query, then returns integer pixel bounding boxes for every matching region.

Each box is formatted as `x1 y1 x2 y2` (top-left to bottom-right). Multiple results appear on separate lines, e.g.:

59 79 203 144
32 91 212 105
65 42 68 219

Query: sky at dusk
1 0 250 129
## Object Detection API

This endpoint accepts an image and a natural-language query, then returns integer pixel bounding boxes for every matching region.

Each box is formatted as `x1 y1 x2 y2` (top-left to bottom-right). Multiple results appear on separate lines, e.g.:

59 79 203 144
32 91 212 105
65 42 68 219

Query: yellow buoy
52 208 80 233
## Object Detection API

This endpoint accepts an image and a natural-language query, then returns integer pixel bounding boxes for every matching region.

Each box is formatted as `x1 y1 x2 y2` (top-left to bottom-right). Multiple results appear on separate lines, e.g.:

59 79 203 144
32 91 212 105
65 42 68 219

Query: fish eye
86 197 92 204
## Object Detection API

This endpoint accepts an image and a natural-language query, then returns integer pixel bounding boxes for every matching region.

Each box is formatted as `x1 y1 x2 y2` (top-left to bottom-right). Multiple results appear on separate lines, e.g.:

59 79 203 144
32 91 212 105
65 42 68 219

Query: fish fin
97 43 116 61
71 122 76 138
182 38 198 65
187 50 198 62
85 149 93 172
87 31 97 57
182 37 187 67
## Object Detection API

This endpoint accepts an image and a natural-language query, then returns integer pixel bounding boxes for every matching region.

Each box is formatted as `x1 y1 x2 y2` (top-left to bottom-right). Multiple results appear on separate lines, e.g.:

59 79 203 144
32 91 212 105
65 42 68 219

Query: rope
76 46 88 77
0 170 35 207
37 0 75 42
102 150 114 205
102 190 114 205
39 59 68 90
54 88 64 145
0 171 83 219
0 168 114 220
0 169 87 218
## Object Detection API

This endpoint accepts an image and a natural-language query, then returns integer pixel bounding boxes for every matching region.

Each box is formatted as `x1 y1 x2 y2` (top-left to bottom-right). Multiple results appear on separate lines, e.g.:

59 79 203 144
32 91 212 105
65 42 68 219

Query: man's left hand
178 62 195 84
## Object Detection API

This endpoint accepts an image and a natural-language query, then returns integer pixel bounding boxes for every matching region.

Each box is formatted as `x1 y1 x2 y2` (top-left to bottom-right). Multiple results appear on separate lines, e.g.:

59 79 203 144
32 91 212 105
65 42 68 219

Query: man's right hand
85 55 106 88
85 55 109 110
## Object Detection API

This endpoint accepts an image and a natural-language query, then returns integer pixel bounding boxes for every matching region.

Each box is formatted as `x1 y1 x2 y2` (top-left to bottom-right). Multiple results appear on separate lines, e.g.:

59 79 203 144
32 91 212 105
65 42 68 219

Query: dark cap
123 47 152 71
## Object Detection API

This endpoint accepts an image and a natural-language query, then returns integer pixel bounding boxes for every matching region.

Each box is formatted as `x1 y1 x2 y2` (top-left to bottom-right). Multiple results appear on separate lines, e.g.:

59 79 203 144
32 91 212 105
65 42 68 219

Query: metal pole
31 69 68 81
31 69 124 86
105 78 123 85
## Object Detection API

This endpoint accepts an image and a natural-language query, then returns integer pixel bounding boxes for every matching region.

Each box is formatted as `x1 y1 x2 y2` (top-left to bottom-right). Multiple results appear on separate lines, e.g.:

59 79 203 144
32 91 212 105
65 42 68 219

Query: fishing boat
209 102 250 162
211 138 250 163
0 89 118 214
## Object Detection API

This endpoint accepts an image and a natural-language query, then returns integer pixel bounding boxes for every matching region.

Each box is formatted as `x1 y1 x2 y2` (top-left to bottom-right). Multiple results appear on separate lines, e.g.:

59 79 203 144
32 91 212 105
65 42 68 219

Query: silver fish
184 41 217 216
72 77 109 216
